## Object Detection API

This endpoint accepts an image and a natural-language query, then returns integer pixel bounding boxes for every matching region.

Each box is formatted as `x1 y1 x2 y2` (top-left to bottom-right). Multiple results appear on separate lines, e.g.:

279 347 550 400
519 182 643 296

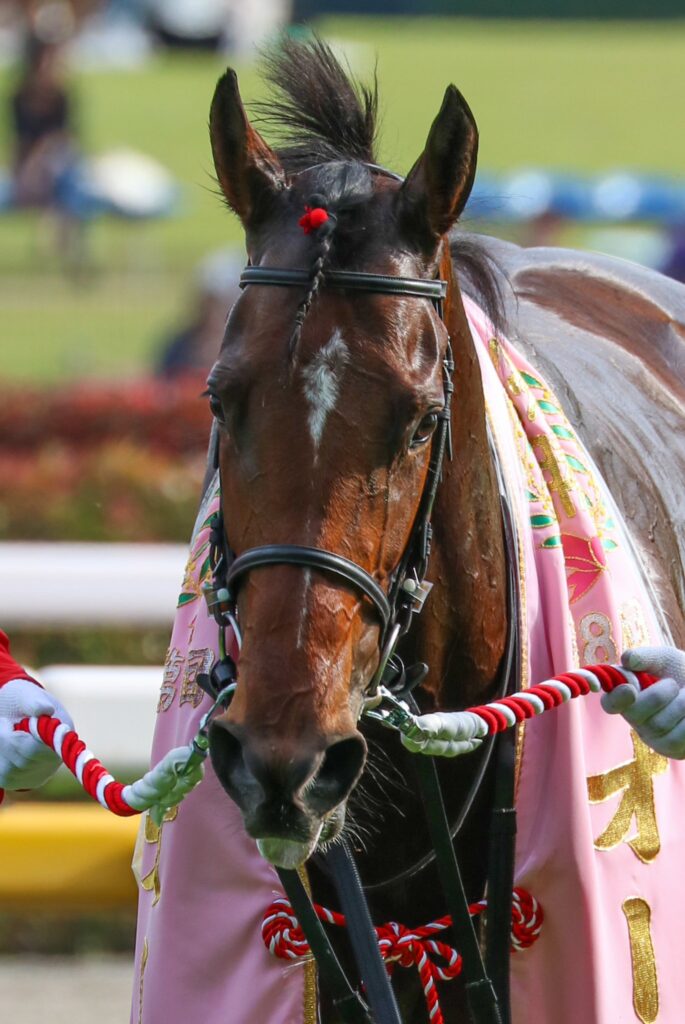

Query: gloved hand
601 646 685 759
0 679 74 790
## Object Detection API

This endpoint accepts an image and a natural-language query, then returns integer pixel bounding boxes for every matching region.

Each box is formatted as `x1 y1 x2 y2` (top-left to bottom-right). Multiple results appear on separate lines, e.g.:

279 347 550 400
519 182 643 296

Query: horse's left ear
398 85 478 246
210 68 286 228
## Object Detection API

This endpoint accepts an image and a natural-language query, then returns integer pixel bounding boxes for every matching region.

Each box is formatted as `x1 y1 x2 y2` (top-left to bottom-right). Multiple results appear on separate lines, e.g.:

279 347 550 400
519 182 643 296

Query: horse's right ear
210 69 285 228
398 85 478 250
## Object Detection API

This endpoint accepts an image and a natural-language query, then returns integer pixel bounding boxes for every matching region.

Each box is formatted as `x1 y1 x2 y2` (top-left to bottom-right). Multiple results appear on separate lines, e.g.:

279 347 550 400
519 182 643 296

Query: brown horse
205 38 685 1023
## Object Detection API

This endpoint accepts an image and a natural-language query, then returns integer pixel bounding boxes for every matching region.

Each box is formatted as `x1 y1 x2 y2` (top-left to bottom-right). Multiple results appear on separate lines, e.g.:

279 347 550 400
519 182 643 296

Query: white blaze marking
296 333 349 646
301 329 349 454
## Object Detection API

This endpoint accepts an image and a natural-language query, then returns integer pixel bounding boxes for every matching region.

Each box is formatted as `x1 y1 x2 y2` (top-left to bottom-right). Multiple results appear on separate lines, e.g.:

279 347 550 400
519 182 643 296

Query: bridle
199 192 516 1024
204 266 454 704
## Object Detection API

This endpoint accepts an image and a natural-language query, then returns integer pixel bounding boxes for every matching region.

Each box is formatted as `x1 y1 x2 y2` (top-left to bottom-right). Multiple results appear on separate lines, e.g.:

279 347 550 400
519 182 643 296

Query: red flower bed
0 377 213 541
0 376 212 455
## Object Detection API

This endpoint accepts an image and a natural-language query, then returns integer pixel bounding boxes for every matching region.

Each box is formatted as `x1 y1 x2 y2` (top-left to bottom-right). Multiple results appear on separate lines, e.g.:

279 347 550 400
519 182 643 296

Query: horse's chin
257 826 323 869
256 808 346 868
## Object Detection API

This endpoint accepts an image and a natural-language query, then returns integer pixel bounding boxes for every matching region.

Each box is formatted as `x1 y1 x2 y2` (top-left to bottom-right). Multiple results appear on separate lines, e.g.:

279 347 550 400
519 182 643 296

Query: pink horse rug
131 298 684 1024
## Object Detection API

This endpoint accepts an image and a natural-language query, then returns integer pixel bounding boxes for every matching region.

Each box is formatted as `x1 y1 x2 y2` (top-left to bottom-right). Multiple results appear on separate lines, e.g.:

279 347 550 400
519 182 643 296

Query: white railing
37 664 161 769
0 542 189 767
0 542 187 627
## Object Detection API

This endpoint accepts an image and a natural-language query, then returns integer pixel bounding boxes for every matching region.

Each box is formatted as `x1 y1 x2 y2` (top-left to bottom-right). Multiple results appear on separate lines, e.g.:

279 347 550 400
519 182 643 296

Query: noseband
204 265 453 699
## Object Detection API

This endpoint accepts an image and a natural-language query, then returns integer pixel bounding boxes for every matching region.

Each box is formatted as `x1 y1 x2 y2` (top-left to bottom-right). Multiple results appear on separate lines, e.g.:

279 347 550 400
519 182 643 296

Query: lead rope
262 886 543 1024
0 664 654 816
367 663 656 754
0 684 236 822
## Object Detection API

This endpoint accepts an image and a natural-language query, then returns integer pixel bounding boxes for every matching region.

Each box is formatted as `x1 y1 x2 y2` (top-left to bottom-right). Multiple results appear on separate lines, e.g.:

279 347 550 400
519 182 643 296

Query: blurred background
0 1 683 1020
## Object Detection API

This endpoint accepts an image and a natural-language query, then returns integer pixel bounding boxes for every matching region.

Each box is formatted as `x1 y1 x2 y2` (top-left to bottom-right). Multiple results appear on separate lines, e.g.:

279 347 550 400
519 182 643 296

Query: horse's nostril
305 735 367 816
209 721 260 810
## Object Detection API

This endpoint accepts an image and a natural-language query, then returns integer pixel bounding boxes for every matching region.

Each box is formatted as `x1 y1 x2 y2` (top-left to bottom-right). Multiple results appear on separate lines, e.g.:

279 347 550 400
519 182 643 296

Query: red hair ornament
298 205 330 235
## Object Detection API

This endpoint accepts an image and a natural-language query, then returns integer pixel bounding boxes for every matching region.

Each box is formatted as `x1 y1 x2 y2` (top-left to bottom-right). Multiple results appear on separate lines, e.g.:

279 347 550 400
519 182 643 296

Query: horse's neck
413 276 508 710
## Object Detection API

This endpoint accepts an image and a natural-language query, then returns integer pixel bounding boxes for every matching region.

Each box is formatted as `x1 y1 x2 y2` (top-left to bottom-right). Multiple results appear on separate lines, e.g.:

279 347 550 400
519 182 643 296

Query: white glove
0 679 74 790
601 647 685 759
401 710 486 758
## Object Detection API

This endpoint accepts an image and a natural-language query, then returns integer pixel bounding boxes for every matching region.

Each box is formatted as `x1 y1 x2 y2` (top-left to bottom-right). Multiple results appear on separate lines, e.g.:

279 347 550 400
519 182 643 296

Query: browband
240 267 447 302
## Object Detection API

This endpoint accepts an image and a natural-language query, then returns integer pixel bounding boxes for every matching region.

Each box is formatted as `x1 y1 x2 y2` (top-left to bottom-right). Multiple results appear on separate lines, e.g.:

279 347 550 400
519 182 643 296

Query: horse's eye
410 412 440 449
208 394 225 423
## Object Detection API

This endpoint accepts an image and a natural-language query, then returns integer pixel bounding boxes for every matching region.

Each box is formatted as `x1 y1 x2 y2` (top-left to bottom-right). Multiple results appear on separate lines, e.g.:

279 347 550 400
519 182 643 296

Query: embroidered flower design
561 533 608 604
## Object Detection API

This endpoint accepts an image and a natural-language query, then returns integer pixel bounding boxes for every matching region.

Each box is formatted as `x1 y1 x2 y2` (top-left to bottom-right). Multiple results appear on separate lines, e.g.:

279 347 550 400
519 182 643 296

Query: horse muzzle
209 720 367 865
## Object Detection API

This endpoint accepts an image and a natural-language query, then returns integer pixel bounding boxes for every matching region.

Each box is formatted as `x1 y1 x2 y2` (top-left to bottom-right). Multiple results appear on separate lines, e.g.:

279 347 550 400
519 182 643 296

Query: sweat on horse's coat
131 295 684 1024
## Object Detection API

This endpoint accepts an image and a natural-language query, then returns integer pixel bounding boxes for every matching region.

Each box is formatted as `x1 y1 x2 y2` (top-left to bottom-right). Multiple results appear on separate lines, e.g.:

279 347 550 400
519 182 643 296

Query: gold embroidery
484 400 530 798
297 866 318 1024
489 337 502 367
579 611 617 665
180 648 214 708
531 434 576 518
138 938 149 1024
587 732 668 863
621 599 650 653
584 474 611 537
622 898 659 1024
158 647 184 713
140 806 179 905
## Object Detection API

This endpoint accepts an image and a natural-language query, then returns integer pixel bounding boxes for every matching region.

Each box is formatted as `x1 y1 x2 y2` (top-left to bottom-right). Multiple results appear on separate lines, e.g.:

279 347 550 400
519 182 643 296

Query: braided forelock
288 208 337 361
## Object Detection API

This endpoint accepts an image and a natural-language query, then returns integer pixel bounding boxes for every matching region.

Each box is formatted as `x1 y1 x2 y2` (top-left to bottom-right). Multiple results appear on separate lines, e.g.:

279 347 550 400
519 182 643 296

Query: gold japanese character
157 647 184 712
587 732 668 863
622 898 659 1024
180 647 214 708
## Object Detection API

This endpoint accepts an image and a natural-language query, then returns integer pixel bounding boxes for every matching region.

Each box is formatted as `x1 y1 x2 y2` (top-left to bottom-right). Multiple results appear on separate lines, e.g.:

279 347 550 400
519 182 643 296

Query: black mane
253 35 378 173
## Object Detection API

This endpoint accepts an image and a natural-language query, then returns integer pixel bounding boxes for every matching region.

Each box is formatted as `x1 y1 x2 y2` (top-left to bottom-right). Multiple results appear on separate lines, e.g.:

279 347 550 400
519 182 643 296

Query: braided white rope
401 710 488 757
392 667 610 758
122 745 205 823
18 718 205 825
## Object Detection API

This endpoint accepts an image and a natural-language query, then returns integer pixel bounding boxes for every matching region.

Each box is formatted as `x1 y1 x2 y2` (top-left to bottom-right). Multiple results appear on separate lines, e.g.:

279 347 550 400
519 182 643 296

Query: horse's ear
210 69 285 227
398 85 478 246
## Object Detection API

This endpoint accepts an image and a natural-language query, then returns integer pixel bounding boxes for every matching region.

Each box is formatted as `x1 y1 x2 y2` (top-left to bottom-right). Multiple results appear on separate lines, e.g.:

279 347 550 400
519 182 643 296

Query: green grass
1 18 684 382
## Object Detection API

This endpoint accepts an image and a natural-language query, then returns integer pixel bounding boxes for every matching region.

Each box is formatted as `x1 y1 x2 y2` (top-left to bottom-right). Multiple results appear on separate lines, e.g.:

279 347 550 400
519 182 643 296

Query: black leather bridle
206 265 454 702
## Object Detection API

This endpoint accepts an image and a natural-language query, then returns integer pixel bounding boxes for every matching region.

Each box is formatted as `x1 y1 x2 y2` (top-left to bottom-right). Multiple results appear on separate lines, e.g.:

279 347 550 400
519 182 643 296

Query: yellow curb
0 803 140 910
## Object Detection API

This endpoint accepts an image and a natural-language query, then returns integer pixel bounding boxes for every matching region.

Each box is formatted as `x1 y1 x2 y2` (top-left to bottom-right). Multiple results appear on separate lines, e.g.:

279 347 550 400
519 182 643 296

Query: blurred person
660 223 685 285
7 8 89 267
156 248 242 379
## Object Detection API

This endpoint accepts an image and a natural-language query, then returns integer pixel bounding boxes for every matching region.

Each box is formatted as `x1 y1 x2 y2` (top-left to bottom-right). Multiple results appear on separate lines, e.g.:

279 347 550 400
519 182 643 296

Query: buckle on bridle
401 576 433 613
364 687 416 734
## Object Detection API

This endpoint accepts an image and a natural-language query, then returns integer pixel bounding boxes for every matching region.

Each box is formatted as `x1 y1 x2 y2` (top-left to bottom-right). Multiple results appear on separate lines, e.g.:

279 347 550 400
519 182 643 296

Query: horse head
206 40 482 869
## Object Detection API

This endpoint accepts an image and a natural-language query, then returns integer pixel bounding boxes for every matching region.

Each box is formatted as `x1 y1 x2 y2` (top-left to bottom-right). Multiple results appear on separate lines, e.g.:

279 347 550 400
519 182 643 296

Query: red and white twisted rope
2 714 205 819
392 663 656 757
0 664 655 812
262 887 543 1024
468 664 655 733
